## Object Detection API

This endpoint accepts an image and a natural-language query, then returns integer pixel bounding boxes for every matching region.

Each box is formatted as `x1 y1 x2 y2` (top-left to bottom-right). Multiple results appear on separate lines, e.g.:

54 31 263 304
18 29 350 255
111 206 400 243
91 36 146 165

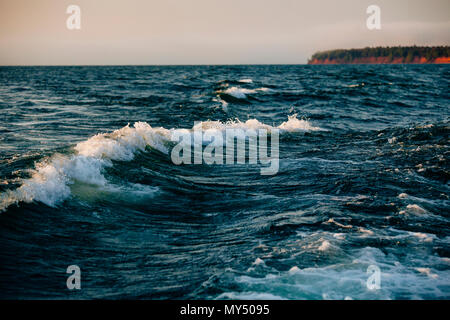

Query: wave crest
0 115 322 211
220 86 271 99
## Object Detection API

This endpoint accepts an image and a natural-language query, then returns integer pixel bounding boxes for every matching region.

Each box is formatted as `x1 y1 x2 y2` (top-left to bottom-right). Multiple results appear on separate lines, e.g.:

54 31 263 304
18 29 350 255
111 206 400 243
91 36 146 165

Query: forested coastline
308 46 450 64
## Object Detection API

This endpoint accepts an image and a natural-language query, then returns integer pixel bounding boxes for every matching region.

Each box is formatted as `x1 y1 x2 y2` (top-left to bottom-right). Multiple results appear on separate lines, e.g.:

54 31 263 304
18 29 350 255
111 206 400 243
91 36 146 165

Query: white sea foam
288 266 301 274
0 122 169 210
216 292 285 300
255 87 272 92
279 114 323 131
411 232 435 242
238 78 253 83
324 218 353 229
219 246 450 300
221 86 271 99
333 233 346 240
347 83 365 88
192 114 322 133
318 240 331 251
222 87 256 99
406 204 427 215
388 137 397 144
75 122 171 158
415 267 438 279
0 116 322 211
0 155 109 209
252 258 265 265
212 96 229 111
358 227 374 236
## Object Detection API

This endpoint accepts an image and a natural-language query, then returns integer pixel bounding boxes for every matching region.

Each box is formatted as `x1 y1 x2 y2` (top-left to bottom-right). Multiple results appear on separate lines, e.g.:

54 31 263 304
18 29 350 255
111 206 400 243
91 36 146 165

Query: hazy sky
0 0 449 65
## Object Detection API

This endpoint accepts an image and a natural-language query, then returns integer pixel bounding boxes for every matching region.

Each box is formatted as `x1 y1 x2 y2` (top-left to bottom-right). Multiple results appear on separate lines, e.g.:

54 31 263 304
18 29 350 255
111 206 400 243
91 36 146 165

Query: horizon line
2 63 450 67
0 63 311 67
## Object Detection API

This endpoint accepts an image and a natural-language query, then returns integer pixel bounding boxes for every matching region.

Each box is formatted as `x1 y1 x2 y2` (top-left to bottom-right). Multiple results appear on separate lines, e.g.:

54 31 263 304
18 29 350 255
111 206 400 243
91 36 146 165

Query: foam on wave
221 86 271 99
216 246 450 300
193 114 322 132
0 115 322 211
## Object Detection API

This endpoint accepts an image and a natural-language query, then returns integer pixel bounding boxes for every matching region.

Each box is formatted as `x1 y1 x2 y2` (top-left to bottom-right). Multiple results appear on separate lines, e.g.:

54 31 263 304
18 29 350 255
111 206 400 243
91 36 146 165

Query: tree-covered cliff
308 46 450 64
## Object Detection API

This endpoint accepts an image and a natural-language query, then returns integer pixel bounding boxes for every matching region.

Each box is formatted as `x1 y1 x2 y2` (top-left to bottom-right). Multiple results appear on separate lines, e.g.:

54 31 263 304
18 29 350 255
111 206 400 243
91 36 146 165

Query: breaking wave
219 86 272 99
0 115 321 211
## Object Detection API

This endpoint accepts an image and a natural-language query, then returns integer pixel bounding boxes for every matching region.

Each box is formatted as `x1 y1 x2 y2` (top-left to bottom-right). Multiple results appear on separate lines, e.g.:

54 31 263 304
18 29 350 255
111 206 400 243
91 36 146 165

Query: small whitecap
318 240 331 251
388 137 397 144
288 266 301 274
358 227 374 235
406 204 427 215
253 258 265 265
415 267 438 279
222 87 256 99
333 233 346 240
411 232 434 242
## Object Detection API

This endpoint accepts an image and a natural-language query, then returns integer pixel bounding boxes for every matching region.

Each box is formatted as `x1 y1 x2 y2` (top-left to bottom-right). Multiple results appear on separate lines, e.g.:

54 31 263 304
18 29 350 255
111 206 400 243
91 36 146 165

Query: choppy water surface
0 65 449 299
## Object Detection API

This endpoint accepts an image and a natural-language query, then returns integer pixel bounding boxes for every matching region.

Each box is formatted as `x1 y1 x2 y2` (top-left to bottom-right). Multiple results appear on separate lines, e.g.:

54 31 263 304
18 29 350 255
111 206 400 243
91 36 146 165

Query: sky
0 0 449 65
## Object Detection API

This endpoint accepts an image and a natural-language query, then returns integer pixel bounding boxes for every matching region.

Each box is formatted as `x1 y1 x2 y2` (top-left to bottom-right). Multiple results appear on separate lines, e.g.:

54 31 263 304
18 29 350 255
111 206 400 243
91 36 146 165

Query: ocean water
0 65 449 299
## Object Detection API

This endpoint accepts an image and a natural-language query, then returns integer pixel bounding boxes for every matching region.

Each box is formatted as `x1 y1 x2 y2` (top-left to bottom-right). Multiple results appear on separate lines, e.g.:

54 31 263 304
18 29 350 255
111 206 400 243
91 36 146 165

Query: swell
0 115 322 212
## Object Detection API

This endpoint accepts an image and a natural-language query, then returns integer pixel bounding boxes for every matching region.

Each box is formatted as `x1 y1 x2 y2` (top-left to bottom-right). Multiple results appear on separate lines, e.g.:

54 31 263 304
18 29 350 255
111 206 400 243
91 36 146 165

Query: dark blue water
0 65 449 299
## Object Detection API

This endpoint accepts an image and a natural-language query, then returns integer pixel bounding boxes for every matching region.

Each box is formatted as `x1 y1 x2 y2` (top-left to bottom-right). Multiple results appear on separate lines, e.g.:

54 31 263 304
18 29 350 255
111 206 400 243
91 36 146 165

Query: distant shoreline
308 46 450 65
1 63 450 67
